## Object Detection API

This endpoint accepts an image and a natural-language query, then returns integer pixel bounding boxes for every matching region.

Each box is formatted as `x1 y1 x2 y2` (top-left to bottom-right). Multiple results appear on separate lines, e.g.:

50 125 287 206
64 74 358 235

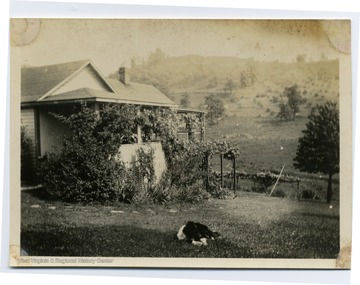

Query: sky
11 19 350 76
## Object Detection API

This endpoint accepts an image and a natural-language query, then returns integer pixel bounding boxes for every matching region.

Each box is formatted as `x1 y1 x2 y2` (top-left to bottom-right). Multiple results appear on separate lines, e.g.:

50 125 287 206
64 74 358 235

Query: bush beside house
39 103 214 204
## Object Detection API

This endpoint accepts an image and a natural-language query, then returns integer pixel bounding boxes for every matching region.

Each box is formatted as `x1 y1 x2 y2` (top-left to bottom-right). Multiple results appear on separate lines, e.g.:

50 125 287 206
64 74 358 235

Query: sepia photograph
10 18 352 268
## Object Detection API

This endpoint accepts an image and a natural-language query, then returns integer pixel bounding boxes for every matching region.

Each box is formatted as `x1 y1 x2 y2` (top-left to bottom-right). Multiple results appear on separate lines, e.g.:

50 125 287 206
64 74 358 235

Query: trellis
219 151 237 193
203 141 239 193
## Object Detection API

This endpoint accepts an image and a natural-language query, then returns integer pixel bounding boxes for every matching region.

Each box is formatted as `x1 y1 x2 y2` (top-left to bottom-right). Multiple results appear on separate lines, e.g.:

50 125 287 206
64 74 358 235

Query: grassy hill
110 55 339 118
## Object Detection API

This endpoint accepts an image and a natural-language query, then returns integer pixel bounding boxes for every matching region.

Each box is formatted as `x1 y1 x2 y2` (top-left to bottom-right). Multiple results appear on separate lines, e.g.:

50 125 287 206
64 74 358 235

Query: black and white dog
176 221 220 246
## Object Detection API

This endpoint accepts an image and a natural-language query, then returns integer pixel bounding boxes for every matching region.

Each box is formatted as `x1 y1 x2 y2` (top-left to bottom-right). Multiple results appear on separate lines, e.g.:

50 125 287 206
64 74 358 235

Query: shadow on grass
22 188 59 202
20 191 340 259
21 224 252 258
299 212 339 220
21 222 339 259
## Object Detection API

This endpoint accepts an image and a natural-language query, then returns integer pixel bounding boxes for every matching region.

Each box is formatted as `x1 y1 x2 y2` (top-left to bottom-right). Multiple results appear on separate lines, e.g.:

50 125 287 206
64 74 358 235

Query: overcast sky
12 19 349 75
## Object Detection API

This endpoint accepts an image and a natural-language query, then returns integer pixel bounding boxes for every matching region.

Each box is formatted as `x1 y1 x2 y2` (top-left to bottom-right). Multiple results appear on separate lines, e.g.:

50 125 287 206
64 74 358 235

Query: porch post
137 108 142 144
233 156 236 193
220 154 224 188
201 112 206 142
206 154 210 191
137 125 142 144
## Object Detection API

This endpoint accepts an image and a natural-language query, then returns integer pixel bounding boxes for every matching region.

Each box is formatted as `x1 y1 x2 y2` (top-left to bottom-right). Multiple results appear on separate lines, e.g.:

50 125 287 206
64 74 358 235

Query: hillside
110 55 339 119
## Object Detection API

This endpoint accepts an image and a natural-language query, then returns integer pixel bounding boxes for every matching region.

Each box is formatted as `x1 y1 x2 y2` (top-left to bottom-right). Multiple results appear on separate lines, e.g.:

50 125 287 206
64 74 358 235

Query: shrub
119 174 139 203
167 150 207 188
252 183 265 193
172 181 209 204
300 190 320 200
272 189 286 198
251 171 277 193
134 147 156 191
272 96 279 103
41 151 128 203
144 172 209 204
277 102 293 121
145 175 173 204
209 184 233 199
40 103 137 203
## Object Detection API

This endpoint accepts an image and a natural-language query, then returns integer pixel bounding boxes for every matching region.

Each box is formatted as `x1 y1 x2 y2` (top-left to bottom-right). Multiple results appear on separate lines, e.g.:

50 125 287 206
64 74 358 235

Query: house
21 59 205 181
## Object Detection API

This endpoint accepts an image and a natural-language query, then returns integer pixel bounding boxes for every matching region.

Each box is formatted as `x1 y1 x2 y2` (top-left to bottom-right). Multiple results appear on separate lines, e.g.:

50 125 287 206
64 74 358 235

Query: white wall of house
21 108 37 165
38 109 72 155
119 142 167 182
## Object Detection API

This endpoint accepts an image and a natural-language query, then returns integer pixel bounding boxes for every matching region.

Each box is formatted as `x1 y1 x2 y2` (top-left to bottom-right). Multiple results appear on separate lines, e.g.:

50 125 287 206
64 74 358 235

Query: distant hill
109 55 339 118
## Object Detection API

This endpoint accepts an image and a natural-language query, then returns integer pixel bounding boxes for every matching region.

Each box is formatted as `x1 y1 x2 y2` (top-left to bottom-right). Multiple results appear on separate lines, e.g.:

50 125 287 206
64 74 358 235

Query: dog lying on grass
176 221 220 246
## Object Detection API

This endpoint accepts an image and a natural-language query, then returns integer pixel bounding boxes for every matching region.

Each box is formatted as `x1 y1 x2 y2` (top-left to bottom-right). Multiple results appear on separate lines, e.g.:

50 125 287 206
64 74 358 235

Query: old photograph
10 19 352 268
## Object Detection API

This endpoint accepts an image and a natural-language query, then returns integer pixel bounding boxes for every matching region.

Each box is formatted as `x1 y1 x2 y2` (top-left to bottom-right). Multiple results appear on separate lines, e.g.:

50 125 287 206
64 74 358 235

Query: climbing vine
39 102 217 203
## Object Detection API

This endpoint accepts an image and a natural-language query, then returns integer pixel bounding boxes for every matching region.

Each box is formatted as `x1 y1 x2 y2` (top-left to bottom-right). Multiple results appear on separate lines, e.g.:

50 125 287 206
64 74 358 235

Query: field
206 116 307 175
21 189 339 259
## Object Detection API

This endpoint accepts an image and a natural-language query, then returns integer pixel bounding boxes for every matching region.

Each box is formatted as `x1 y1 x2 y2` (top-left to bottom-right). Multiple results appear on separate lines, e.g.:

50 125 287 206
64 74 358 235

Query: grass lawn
21 189 339 259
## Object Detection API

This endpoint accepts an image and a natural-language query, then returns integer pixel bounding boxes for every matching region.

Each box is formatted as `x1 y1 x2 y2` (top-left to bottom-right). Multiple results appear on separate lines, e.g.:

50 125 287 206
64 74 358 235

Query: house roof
22 60 91 98
106 78 175 106
37 87 176 107
21 60 176 107
41 88 120 102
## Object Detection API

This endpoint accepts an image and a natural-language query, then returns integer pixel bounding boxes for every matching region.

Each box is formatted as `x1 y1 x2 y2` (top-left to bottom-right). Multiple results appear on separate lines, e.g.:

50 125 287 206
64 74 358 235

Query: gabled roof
106 78 175 106
22 60 89 98
22 60 112 98
21 60 176 107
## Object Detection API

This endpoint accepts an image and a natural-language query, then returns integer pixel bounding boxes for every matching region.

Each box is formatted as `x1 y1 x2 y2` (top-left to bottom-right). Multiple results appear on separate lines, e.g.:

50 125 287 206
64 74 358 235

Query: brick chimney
118 67 130 85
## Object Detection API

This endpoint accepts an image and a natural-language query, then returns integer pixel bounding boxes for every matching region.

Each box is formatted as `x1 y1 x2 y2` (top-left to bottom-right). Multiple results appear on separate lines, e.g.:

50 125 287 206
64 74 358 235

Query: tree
224 79 236 95
147 48 166 67
293 102 339 203
204 94 225 125
277 102 293 121
278 84 302 120
296 54 307 63
180 93 190 107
